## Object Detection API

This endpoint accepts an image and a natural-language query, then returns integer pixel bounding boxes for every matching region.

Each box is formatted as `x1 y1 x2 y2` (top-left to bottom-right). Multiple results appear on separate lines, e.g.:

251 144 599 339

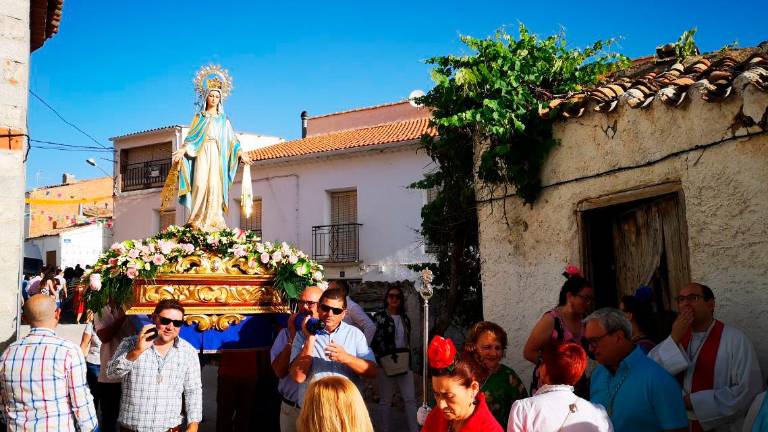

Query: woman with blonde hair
297 375 373 432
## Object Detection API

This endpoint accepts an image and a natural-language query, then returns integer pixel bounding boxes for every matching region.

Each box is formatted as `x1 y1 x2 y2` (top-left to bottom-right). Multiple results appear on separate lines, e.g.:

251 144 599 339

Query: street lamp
85 158 111 177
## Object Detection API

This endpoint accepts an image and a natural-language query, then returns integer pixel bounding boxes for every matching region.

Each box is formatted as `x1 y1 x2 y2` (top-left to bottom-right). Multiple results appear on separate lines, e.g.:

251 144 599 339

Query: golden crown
193 64 233 100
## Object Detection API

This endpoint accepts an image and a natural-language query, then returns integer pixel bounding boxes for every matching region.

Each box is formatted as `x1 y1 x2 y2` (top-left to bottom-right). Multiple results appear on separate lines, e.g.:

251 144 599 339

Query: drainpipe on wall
300 111 308 139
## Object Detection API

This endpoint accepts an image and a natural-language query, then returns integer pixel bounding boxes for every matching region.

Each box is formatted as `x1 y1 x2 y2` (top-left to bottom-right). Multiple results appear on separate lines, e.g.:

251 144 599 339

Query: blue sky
27 0 764 187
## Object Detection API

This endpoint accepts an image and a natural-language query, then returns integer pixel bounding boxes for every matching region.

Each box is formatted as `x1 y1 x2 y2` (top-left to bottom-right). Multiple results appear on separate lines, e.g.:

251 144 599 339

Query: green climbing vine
411 25 628 333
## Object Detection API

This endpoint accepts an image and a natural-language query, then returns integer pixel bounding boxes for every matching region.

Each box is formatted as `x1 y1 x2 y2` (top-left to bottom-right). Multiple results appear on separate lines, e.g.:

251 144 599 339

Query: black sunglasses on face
158 317 184 328
319 304 345 315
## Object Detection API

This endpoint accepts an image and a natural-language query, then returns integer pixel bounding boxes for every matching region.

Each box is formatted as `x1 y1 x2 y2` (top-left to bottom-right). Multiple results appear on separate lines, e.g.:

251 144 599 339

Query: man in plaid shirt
107 299 202 432
0 294 98 431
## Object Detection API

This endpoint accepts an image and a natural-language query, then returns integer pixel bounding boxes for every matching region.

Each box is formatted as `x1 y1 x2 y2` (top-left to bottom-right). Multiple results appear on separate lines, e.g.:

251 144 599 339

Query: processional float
85 65 324 351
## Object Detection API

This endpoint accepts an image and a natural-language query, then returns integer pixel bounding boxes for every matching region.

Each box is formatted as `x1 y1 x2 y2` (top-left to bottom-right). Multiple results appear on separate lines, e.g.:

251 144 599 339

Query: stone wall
477 80 768 385
0 0 31 348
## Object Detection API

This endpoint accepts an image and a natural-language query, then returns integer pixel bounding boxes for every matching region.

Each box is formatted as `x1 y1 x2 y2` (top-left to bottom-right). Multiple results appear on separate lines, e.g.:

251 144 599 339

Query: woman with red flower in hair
422 336 503 432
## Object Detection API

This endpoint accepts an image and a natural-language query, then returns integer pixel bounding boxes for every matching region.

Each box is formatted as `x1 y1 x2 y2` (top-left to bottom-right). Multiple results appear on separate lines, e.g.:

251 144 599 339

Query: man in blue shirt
585 308 688 432
289 287 377 406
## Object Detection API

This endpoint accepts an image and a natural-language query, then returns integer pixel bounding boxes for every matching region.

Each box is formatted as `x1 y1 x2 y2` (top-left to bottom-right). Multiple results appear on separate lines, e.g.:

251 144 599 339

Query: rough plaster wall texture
477 82 768 384
0 0 30 347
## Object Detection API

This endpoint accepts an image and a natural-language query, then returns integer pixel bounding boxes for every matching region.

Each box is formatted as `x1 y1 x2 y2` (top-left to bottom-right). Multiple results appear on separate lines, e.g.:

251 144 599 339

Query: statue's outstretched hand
240 152 253 165
172 147 187 163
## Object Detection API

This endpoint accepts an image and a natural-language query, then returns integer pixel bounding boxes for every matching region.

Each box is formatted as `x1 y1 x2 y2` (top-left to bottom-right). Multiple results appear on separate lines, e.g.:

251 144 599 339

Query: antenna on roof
408 89 425 108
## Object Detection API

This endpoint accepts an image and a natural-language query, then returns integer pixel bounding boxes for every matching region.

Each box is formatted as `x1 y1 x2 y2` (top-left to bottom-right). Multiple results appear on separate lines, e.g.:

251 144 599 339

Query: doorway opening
580 183 691 336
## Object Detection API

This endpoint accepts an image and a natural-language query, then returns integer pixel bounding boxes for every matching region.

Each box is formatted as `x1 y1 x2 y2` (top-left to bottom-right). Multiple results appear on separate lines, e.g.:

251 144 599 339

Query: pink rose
248 258 259 269
110 243 125 253
128 249 140 259
271 251 283 262
233 246 247 258
126 267 139 279
89 273 102 291
260 252 270 264
108 258 118 267
152 254 166 265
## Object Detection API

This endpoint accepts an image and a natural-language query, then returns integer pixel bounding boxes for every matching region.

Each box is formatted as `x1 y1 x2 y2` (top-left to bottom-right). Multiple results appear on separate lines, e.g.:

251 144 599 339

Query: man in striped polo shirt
0 294 98 431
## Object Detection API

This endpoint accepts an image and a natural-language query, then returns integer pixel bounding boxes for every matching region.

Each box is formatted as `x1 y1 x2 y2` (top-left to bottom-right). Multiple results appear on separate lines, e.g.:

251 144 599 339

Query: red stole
679 319 725 432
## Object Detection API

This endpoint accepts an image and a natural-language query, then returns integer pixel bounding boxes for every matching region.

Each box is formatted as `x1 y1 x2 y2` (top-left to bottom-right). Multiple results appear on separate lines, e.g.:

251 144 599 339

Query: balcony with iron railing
121 159 172 192
312 223 362 263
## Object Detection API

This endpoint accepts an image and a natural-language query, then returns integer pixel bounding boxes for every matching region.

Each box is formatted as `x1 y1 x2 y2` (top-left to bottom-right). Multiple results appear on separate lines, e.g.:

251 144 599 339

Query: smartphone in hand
145 327 158 341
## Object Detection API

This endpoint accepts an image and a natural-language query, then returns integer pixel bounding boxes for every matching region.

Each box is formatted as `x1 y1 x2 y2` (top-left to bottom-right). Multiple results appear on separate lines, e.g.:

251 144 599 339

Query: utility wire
30 139 113 151
30 144 112 153
29 89 112 150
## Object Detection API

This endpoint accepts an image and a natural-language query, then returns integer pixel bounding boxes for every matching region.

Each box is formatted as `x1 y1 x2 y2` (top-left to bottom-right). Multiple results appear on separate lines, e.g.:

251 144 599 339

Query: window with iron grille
240 198 263 237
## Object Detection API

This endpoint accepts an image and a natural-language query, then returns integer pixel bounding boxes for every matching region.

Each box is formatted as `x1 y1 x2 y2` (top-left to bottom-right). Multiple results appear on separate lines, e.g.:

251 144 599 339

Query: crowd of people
22 264 90 324
1 271 768 432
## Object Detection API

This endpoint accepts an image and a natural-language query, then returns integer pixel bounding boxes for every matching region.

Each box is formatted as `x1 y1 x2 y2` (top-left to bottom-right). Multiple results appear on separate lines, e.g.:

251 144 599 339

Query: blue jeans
86 363 100 410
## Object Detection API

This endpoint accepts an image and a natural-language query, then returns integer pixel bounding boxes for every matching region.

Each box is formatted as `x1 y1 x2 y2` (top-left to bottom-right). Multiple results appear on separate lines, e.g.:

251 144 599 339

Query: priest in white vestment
648 283 763 432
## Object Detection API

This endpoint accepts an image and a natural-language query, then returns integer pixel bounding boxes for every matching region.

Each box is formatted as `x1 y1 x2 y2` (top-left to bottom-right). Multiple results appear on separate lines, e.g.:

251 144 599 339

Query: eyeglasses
676 294 703 303
158 316 184 328
297 300 318 307
586 331 613 348
319 304 345 315
575 293 594 304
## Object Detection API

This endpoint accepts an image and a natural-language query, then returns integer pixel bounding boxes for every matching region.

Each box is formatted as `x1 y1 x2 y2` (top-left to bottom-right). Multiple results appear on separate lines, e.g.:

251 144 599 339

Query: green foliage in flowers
85 225 325 314
411 25 627 334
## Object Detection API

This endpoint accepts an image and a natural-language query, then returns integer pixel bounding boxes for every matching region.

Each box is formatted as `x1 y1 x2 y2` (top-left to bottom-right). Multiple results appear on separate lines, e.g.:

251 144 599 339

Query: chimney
62 173 76 184
301 111 308 138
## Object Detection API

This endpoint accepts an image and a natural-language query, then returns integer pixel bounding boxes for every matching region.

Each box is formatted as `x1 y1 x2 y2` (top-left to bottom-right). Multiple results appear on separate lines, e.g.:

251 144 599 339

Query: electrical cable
476 128 768 205
29 89 111 150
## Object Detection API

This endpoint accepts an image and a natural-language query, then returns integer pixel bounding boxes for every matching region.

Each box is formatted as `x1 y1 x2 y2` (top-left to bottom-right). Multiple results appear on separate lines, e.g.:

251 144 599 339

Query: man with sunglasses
585 307 688 432
271 286 323 432
289 288 377 408
649 283 762 432
107 299 202 432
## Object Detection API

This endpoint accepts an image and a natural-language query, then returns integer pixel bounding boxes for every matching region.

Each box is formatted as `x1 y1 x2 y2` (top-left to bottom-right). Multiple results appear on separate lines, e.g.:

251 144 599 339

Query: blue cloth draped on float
178 110 241 213
128 314 289 351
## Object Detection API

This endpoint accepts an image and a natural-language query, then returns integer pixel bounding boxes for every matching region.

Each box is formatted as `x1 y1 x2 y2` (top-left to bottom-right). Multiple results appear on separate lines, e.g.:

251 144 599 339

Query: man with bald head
0 294 97 431
649 282 763 432
270 285 324 432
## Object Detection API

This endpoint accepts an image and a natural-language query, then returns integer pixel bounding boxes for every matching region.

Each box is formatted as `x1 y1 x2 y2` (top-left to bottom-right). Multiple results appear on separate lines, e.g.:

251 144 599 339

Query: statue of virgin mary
170 65 252 231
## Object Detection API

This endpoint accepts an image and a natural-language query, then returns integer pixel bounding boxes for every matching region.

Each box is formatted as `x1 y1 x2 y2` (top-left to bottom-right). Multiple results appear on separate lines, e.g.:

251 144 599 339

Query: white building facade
25 222 113 269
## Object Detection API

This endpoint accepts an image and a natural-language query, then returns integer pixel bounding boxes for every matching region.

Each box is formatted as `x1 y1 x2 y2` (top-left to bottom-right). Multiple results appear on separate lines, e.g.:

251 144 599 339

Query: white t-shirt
391 315 408 349
83 322 102 365
508 384 613 432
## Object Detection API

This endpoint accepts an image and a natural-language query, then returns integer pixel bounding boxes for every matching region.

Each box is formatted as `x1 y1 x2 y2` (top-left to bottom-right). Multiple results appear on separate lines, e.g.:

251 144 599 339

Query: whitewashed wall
226 142 436 283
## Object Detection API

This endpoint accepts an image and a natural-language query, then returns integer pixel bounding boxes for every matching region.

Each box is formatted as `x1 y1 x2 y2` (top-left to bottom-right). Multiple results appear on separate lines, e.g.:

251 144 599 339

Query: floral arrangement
85 225 325 313
427 336 458 370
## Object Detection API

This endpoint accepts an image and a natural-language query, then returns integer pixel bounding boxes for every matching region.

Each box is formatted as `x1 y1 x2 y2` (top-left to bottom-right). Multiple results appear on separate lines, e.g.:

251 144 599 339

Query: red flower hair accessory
428 336 458 370
562 264 583 279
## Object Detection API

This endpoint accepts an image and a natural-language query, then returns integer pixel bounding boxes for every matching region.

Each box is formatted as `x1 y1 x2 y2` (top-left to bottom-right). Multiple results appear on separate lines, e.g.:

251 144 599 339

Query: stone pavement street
18 324 412 431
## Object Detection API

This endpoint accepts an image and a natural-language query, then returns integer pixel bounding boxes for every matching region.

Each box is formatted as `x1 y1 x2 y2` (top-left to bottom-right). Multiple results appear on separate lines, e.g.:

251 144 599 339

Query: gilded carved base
126 273 289 329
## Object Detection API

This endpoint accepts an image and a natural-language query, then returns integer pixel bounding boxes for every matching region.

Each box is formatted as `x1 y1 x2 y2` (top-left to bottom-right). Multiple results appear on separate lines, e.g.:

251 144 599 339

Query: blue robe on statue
178 111 241 230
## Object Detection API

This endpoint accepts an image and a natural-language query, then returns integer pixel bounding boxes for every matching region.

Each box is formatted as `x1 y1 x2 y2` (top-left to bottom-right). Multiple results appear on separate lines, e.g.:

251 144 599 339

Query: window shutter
330 191 357 225
159 210 175 231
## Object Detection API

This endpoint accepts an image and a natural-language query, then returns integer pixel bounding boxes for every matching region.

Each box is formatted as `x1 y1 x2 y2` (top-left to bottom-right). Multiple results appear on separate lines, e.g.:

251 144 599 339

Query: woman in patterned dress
464 321 527 429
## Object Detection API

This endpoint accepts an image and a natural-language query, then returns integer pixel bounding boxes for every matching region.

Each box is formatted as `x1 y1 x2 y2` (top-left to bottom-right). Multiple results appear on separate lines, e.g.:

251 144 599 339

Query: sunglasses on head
319 304 345 315
158 316 184 328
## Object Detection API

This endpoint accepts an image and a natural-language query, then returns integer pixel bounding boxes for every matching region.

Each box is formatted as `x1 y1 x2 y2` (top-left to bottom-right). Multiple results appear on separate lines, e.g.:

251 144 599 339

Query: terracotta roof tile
540 46 768 120
247 117 434 161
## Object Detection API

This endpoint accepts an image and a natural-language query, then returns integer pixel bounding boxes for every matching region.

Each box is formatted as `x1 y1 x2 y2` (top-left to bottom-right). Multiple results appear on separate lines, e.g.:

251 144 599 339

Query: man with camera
106 299 202 432
271 286 324 432
289 288 377 408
